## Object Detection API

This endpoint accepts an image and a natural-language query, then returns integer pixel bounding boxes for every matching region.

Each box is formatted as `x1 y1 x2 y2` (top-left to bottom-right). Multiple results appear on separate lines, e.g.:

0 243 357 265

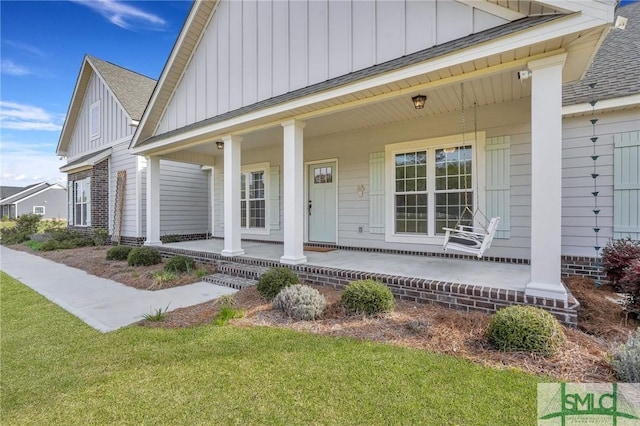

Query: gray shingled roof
563 1 640 105
139 13 565 147
0 186 26 200
61 147 112 170
88 56 156 121
0 182 50 205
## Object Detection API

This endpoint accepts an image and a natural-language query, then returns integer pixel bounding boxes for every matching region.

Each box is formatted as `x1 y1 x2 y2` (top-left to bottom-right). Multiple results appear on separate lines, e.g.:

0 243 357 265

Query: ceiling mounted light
412 94 427 109
443 147 457 154
216 141 224 150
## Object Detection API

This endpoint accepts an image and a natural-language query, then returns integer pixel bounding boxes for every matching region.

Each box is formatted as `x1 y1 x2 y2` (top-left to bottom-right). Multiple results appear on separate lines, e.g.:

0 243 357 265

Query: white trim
384 132 486 245
240 162 271 236
64 135 131 163
304 158 339 244
455 0 525 21
60 148 112 173
135 156 146 238
33 206 45 215
132 9 612 154
562 94 640 116
89 100 101 140
5 184 65 206
0 182 48 204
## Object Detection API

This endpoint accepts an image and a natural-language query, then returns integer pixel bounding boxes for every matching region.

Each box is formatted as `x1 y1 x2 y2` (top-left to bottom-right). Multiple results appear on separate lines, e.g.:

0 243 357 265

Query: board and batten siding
614 130 640 240
67 73 133 159
561 110 640 257
156 0 508 135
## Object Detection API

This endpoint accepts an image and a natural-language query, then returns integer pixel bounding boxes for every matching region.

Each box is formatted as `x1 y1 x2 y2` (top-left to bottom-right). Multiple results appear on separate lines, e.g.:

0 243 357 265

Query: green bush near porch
127 247 162 266
1 272 539 425
341 279 395 316
256 267 300 300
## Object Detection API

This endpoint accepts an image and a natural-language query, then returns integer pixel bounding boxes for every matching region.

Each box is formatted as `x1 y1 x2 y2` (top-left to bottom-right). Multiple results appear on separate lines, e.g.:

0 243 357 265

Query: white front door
308 162 337 243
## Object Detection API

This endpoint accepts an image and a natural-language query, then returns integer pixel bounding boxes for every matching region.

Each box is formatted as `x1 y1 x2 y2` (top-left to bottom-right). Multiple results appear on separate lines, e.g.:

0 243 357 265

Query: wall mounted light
216 141 224 150
412 94 427 109
443 147 457 154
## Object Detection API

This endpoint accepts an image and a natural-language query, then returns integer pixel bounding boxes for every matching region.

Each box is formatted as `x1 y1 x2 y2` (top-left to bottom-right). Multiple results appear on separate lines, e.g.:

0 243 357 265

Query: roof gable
0 182 49 205
57 55 156 156
133 0 552 148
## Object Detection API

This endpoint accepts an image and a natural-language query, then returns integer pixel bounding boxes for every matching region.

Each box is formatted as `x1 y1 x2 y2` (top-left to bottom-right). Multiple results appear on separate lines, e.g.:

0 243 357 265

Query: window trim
90 101 100 140
33 206 45 215
73 177 91 227
240 162 270 236
384 132 486 244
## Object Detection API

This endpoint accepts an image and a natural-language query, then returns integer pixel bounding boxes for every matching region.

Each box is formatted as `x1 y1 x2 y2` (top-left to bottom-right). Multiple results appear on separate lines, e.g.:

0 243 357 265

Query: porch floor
164 239 530 292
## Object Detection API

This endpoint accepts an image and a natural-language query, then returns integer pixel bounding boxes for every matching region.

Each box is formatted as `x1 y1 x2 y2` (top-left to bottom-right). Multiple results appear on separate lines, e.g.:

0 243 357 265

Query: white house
129 0 621 307
57 55 210 243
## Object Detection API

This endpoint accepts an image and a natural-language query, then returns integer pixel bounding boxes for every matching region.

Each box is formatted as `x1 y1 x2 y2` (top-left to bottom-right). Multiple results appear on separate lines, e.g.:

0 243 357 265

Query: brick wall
67 158 109 235
561 255 606 282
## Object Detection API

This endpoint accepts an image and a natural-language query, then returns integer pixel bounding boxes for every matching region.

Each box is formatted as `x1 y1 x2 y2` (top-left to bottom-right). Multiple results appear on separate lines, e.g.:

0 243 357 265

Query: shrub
127 247 162 266
15 214 41 235
40 219 65 233
106 245 133 261
620 259 640 315
92 228 109 246
0 214 41 245
487 306 565 356
256 267 300 300
40 229 93 251
164 255 196 273
609 328 640 382
160 234 181 243
341 280 394 316
272 284 327 320
601 238 640 289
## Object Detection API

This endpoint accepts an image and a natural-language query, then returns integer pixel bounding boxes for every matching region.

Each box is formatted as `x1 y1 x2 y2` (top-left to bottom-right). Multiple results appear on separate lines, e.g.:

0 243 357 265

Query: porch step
218 263 270 280
203 273 257 291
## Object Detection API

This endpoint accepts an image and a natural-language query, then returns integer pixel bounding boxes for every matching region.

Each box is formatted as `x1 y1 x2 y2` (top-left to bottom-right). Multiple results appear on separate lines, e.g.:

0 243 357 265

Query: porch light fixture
216 141 224 150
411 94 427 109
443 147 457 154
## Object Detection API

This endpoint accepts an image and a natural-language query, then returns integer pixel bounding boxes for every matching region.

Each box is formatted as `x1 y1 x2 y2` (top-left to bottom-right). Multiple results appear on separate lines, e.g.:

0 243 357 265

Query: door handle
308 200 312 216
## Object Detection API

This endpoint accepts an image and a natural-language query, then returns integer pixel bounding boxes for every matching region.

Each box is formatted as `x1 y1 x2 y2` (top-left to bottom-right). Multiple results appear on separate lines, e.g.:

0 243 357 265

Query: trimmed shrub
256 267 300 300
92 228 109 246
601 238 640 289
341 280 394 316
487 306 565 356
610 328 640 382
164 255 196 273
0 214 41 245
40 229 93 251
106 245 133 261
272 284 327 320
127 247 162 266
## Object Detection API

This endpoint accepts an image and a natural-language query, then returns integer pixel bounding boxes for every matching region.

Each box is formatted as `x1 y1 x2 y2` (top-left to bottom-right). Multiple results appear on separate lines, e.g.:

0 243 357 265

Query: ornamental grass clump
127 247 162 267
164 255 196 273
609 328 640 382
256 267 300 300
106 245 133 261
341 279 394 316
272 284 327 320
487 306 565 356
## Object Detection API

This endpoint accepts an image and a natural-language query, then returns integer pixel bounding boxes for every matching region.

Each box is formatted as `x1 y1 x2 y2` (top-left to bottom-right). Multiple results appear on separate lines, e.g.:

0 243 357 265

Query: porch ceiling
158 23 607 161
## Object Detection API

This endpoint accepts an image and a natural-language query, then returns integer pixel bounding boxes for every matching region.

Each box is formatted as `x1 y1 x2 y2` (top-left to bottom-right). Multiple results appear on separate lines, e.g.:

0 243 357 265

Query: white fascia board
535 0 615 21
133 13 610 155
562 94 640 116
14 185 65 204
0 183 48 204
456 0 525 21
64 136 131 163
60 148 112 173
57 59 91 155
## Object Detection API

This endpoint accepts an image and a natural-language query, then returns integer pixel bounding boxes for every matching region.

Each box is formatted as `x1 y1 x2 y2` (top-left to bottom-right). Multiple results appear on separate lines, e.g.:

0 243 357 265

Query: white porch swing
441 84 500 258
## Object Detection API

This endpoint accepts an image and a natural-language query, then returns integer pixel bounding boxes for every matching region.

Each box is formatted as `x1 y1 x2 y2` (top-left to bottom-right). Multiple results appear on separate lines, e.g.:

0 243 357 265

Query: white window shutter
485 136 510 239
86 177 91 227
269 166 280 230
614 131 640 240
67 181 73 225
369 152 385 234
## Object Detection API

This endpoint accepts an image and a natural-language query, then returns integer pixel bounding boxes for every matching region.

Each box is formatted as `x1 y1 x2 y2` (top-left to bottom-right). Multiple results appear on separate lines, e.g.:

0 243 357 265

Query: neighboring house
56 55 210 244
0 186 26 200
0 182 67 220
129 0 619 304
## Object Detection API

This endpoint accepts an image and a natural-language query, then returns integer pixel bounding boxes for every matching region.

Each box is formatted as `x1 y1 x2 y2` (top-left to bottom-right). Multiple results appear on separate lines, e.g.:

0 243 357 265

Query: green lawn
1 272 540 425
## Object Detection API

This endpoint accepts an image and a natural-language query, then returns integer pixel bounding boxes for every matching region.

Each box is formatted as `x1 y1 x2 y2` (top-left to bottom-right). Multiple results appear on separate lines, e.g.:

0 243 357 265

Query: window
240 164 269 232
73 177 91 226
33 206 45 215
385 134 484 243
90 101 100 139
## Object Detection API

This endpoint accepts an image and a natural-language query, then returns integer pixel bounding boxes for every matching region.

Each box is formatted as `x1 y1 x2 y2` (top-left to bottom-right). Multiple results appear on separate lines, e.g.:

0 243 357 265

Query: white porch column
280 119 307 264
526 53 568 301
221 135 245 257
144 155 162 246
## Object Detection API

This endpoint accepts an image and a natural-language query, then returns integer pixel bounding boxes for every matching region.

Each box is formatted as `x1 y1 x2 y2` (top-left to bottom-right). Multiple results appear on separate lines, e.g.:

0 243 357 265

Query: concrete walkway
0 246 236 332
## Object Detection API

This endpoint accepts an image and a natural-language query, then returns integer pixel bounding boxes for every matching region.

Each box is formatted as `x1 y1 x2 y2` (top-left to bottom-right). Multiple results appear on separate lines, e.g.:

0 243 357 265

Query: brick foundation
561 255 605 282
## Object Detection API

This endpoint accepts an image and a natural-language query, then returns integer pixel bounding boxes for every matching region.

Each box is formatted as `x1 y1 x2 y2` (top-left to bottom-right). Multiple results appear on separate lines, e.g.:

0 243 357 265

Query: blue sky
0 0 191 187
0 0 637 188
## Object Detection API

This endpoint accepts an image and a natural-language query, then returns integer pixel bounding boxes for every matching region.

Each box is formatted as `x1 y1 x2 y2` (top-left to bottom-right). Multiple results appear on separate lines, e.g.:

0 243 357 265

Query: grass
1 272 541 424
23 240 42 250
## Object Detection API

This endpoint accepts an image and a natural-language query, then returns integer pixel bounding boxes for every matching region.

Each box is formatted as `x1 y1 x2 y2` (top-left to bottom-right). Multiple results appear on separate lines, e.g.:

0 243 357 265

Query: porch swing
441 84 500 258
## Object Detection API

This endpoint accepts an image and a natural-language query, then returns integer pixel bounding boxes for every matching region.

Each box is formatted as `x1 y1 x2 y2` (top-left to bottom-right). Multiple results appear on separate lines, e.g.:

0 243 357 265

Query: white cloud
0 144 66 186
71 0 166 30
3 40 46 58
1 59 32 76
0 101 63 132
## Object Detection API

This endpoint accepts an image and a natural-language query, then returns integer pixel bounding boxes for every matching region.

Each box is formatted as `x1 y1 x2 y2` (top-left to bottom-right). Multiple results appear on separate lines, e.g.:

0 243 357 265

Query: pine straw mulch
142 278 640 383
8 245 216 290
